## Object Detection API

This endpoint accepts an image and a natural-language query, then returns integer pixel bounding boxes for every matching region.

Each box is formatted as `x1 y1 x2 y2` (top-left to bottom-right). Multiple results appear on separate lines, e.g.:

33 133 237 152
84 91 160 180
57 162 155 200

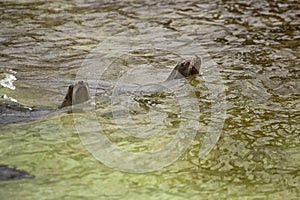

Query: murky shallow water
0 0 299 199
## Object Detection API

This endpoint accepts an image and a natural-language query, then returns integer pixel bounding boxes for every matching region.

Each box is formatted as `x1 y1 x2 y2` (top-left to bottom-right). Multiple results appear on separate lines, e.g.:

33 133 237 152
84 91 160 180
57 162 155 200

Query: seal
0 81 90 125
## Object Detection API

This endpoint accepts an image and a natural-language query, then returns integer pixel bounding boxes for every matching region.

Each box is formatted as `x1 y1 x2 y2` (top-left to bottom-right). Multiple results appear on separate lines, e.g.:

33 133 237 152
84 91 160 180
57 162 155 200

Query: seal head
59 81 90 109
166 55 201 81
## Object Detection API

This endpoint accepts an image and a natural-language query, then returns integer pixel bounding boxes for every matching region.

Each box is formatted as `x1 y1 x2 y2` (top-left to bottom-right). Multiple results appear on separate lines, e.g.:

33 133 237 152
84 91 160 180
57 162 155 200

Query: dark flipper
0 165 34 181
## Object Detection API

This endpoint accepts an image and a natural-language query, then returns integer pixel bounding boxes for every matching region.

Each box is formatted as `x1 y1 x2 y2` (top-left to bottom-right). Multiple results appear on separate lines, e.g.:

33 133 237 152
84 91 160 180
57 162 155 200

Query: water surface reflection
0 0 299 199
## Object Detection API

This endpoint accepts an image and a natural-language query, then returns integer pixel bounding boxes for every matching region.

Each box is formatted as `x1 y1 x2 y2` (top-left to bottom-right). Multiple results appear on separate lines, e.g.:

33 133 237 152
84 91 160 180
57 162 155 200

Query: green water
0 0 299 199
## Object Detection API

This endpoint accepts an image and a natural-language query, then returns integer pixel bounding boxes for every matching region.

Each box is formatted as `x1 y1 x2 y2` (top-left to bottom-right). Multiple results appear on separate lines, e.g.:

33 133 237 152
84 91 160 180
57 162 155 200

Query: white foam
2 94 17 102
0 73 17 90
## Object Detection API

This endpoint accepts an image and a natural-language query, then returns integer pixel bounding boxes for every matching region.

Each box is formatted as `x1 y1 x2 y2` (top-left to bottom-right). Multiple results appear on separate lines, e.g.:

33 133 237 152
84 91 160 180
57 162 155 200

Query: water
0 0 299 199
